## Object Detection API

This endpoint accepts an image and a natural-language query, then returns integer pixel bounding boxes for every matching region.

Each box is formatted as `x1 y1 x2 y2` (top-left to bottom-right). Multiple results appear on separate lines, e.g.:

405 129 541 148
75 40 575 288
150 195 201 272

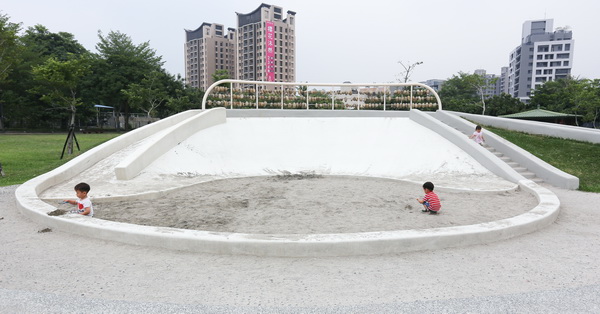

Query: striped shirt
423 191 441 211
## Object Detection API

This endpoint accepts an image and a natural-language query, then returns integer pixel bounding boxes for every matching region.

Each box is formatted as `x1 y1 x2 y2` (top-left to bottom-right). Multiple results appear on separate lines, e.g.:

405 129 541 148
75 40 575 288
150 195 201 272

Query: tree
164 84 204 115
0 13 22 129
2 24 90 129
582 79 600 128
32 56 90 154
530 77 600 127
438 72 480 113
439 72 498 115
20 25 87 61
484 93 526 117
530 77 579 113
211 69 230 88
465 73 497 115
90 30 163 130
122 70 170 118
397 61 423 83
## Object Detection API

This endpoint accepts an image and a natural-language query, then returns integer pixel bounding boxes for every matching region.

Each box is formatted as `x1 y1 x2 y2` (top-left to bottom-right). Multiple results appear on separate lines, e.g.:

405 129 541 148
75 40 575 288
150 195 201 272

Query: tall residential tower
507 19 574 102
184 4 296 90
236 4 296 83
184 23 237 90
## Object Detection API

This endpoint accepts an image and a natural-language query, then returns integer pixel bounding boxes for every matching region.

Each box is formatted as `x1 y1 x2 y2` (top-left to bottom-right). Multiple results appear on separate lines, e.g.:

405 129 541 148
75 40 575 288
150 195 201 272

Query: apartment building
184 23 236 90
184 4 296 90
236 4 296 84
507 19 574 102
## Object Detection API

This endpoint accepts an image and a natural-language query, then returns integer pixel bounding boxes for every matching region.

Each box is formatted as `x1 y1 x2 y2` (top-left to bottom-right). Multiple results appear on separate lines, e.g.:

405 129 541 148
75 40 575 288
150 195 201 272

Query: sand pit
52 175 538 234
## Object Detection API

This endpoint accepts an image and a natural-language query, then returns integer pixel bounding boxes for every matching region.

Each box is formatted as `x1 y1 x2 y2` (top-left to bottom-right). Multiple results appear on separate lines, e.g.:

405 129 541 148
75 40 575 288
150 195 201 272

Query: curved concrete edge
451 111 600 144
15 175 560 257
409 109 524 184
436 110 579 190
115 108 226 180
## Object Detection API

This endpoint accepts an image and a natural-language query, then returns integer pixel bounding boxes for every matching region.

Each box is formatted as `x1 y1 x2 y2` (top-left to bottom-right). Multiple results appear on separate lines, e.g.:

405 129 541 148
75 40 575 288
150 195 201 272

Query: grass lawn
0 133 120 187
486 126 600 193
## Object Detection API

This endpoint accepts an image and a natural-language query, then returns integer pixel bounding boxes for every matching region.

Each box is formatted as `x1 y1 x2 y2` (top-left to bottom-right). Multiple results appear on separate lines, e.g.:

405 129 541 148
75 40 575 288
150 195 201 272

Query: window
536 62 548 67
556 53 570 59
537 45 549 52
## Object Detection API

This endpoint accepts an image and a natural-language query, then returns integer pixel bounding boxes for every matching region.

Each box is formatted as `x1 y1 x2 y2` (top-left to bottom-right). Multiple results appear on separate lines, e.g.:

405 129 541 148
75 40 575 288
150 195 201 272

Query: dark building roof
185 22 212 41
236 3 271 27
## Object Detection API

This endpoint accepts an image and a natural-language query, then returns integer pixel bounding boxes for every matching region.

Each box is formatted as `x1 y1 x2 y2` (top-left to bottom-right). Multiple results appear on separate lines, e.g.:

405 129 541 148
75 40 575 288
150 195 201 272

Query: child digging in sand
64 182 94 216
417 181 441 215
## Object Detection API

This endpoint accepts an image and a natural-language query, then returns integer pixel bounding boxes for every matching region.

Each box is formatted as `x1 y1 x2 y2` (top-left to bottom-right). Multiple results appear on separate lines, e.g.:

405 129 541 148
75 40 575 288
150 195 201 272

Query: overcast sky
3 0 599 84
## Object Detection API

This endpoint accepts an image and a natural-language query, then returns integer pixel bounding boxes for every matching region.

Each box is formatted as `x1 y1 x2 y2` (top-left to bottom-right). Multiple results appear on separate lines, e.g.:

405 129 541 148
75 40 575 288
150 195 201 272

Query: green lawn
486 126 600 192
0 133 120 187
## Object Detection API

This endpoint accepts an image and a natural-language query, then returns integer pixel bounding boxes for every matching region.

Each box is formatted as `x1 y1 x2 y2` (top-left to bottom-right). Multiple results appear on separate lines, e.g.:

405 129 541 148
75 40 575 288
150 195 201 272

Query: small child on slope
469 125 485 146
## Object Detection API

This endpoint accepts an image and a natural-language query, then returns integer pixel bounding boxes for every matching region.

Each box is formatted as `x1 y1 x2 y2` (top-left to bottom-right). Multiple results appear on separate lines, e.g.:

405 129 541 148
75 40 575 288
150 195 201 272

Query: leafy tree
439 72 480 113
582 79 600 128
31 56 90 154
20 25 87 61
89 30 163 130
2 23 90 129
466 73 497 115
484 93 526 117
164 83 205 115
122 70 170 118
211 69 230 88
530 77 579 113
439 72 498 115
0 13 22 129
530 77 600 127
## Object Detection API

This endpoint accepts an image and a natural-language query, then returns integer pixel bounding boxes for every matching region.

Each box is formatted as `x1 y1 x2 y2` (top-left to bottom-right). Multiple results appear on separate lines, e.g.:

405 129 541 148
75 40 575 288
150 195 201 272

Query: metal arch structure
201 80 442 111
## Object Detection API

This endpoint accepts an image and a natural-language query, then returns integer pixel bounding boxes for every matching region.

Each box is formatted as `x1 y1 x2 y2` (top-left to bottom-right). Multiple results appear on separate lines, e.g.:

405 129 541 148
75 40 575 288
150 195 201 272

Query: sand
51 175 537 234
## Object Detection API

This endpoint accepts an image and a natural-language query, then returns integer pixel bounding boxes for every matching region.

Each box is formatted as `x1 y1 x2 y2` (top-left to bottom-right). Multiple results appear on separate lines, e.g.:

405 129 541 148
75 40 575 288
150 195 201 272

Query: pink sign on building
265 21 275 82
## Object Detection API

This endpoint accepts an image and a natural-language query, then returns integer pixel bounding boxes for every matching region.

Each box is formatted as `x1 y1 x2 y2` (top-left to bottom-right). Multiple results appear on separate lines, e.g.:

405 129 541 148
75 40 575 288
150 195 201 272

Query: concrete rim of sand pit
14 109 561 257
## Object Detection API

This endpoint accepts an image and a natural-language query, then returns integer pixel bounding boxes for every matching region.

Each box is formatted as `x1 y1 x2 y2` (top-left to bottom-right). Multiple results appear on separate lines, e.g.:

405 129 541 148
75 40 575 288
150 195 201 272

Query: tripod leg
72 129 81 151
60 126 73 159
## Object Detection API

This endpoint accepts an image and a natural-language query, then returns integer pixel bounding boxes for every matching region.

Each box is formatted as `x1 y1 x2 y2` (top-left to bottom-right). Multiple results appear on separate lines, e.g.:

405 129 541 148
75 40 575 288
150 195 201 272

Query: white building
507 19 574 102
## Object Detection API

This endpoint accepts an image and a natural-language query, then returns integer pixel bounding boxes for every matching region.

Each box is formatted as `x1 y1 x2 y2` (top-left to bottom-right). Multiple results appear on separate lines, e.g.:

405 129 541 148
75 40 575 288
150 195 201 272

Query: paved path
1 184 600 313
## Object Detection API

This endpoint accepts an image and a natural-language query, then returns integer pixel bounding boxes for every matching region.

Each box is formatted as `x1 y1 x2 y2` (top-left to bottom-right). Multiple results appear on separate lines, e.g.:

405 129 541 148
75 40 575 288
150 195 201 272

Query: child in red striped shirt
417 181 441 215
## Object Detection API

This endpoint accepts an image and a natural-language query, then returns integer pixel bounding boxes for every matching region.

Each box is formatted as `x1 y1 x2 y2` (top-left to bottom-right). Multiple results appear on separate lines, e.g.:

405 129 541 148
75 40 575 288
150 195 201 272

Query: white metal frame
201 80 442 111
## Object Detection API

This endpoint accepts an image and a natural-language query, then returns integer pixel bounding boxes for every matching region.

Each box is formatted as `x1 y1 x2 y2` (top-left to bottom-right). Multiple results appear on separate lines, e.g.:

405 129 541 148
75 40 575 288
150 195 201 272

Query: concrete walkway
2 184 600 313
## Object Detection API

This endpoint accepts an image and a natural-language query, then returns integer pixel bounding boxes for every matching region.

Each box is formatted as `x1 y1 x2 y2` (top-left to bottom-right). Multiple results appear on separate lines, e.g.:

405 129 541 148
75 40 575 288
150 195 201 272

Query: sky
3 0 599 84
